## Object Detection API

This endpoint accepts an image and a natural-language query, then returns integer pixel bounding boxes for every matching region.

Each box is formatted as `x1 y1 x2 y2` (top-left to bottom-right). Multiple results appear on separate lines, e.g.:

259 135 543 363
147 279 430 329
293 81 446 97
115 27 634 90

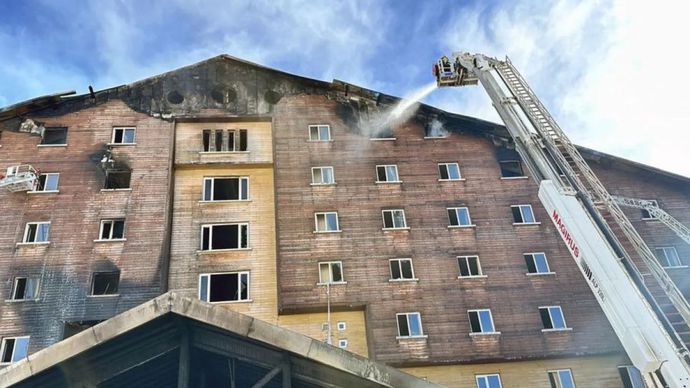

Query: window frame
98 219 126 241
314 212 341 233
524 252 553 275
498 160 525 178
438 162 462 181
337 339 348 348
318 261 345 284
618 365 645 388
31 172 60 192
511 204 538 224
389 258 417 281
0 336 30 364
447 207 474 227
308 124 332 141
10 277 39 301
200 223 250 251
375 164 401 183
655 246 684 268
475 374 503 388
22 222 50 244
311 166 336 185
111 127 136 144
468 309 498 334
103 170 131 189
198 271 251 303
39 127 68 146
202 176 250 201
382 209 408 230
396 312 425 338
90 271 120 296
540 306 569 331
458 256 484 278
547 369 576 388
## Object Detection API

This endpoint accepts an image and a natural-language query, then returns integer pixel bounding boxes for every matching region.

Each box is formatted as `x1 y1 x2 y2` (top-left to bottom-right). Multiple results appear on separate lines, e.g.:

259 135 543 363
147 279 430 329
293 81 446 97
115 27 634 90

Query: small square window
511 204 536 223
618 366 645 388
640 199 658 220
448 207 472 226
0 336 30 364
309 125 331 141
104 170 131 189
525 253 551 274
458 256 482 277
315 212 340 232
382 209 407 229
203 177 249 201
201 223 249 250
438 163 461 180
319 261 344 284
23 222 50 243
540 306 568 330
311 167 335 185
199 272 250 302
655 247 682 268
112 127 136 144
499 160 524 177
376 165 400 182
337 321 347 331
468 309 496 333
396 312 424 338
548 369 576 388
36 173 59 191
11 277 39 300
337 339 348 348
41 127 68 145
390 258 415 280
476 374 502 388
99 220 125 240
91 272 120 295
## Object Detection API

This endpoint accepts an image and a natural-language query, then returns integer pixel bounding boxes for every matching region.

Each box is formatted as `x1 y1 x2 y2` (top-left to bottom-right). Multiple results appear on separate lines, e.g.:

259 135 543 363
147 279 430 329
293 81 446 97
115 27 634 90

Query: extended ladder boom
613 196 690 245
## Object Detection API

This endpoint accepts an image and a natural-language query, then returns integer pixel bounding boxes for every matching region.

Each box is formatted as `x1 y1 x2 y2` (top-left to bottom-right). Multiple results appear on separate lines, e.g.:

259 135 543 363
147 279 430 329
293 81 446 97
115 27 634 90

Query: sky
0 0 688 176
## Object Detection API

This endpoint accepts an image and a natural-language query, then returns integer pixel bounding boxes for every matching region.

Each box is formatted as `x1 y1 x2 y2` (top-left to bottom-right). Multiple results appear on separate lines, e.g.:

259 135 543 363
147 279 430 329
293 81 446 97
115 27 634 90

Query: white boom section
447 52 690 386
613 196 690 245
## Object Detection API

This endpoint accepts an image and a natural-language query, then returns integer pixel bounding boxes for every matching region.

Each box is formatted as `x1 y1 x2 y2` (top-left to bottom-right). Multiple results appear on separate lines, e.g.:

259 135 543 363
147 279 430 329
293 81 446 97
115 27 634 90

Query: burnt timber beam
251 365 282 388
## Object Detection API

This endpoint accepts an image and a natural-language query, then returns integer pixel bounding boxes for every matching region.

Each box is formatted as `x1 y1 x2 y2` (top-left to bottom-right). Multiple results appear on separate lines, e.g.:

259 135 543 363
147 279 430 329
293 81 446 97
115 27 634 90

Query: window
540 306 568 330
0 337 29 364
203 177 249 201
319 261 344 284
40 127 68 145
448 207 473 227
390 258 416 281
468 309 496 333
104 170 131 189
11 277 39 300
91 272 120 295
511 204 537 223
23 222 50 243
548 369 576 388
35 173 59 191
376 165 400 182
201 223 249 250
525 253 551 274
618 366 645 388
314 212 340 232
438 163 461 180
99 220 125 240
655 247 682 267
311 167 335 185
641 200 658 220
499 160 524 177
458 256 483 277
337 321 347 331
396 312 424 338
111 127 136 144
202 129 248 151
476 374 502 388
309 125 331 141
199 272 250 303
338 339 348 349
382 209 407 229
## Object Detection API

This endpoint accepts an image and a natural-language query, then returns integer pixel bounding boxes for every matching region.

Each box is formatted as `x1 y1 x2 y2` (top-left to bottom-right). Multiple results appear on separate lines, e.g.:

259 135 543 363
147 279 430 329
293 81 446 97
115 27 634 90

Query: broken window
540 306 567 330
201 223 249 250
314 212 340 232
198 272 249 302
104 170 131 189
36 173 59 191
311 167 335 185
23 222 50 243
389 258 415 281
499 160 524 178
0 336 29 364
641 199 659 219
40 127 68 145
468 309 496 333
525 253 551 274
111 127 136 144
448 207 472 227
547 369 576 388
511 204 536 224
99 220 125 240
655 247 682 267
91 272 120 295
11 277 39 300
376 165 399 182
438 163 461 180
318 261 344 284
202 177 249 201
382 209 407 229
476 374 503 388
63 320 103 339
308 125 331 141
458 256 482 277
396 312 423 337
202 129 248 151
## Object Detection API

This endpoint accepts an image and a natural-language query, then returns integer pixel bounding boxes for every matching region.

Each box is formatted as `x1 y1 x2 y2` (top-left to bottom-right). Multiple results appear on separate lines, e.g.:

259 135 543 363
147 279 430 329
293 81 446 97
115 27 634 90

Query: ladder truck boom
436 52 690 387
612 196 690 245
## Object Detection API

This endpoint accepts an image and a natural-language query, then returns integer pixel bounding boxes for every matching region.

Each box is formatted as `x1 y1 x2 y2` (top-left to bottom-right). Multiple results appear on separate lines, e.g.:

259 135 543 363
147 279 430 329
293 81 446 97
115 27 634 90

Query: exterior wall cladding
0 56 689 386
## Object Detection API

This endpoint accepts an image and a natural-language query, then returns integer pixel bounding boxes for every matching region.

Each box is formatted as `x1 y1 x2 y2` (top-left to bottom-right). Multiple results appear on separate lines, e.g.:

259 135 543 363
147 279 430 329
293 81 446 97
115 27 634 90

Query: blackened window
202 129 248 152
104 170 131 189
199 272 249 302
499 160 524 177
203 177 249 201
41 127 68 145
201 223 249 250
91 272 120 295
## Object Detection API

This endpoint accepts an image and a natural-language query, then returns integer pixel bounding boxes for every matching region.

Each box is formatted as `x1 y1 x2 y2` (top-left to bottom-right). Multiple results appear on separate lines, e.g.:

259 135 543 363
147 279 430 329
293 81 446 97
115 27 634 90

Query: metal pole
327 282 332 345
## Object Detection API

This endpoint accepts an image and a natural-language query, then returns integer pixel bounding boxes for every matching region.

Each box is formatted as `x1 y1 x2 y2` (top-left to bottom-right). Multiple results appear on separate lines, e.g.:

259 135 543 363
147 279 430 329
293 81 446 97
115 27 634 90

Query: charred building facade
0 55 688 387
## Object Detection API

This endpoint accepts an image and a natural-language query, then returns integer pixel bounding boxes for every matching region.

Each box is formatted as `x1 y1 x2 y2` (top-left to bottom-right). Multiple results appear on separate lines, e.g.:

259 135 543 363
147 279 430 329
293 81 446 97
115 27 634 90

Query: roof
0 292 437 388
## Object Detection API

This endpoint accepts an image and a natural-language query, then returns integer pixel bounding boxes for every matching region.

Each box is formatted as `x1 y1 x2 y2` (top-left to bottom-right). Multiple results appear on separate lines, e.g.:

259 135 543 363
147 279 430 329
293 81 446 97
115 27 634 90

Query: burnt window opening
203 177 249 201
99 219 125 240
499 160 524 178
199 272 249 302
104 170 131 189
63 320 103 339
11 277 39 300
91 272 120 295
41 127 68 145
201 223 249 250
202 129 248 152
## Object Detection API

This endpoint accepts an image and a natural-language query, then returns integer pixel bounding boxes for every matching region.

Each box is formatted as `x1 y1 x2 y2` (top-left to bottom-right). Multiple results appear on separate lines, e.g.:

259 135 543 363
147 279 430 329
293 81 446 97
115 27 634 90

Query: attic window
104 170 131 189
40 127 68 145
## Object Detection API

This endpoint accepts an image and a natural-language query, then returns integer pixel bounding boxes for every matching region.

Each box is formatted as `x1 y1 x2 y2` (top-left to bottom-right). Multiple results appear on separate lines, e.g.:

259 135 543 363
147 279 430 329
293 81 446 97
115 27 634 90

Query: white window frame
308 124 331 141
396 312 425 338
22 222 50 244
200 223 250 251
655 246 684 268
524 252 553 275
198 271 251 303
511 204 538 224
31 172 60 192
98 219 126 240
438 162 462 181
382 209 408 230
311 166 336 185
447 207 474 227
111 127 136 144
475 374 503 388
618 365 645 388
540 306 570 331
389 258 417 281
202 177 250 201
337 321 347 331
548 369 576 388
641 199 658 220
337 339 348 348
458 256 484 278
468 309 498 334
318 261 345 284
11 277 39 301
0 336 30 364
314 212 340 233
375 164 401 183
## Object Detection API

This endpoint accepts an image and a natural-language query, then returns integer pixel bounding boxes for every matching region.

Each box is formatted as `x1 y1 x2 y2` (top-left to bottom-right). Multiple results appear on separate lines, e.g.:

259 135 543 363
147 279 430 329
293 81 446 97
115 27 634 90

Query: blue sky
1 0 688 176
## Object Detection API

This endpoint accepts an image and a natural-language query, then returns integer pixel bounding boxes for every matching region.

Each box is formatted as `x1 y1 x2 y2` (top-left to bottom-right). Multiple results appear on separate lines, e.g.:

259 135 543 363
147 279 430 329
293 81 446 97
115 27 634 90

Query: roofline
577 145 690 183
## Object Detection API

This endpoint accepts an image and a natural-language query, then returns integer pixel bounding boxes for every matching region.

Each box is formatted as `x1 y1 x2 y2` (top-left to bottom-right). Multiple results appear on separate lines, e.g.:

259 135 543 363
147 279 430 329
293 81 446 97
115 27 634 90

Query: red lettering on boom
552 210 580 258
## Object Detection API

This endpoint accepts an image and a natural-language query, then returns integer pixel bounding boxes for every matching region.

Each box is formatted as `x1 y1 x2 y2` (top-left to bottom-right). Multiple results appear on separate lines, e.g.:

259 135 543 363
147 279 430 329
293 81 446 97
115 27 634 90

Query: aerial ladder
612 196 690 246
0 165 39 192
435 53 690 387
